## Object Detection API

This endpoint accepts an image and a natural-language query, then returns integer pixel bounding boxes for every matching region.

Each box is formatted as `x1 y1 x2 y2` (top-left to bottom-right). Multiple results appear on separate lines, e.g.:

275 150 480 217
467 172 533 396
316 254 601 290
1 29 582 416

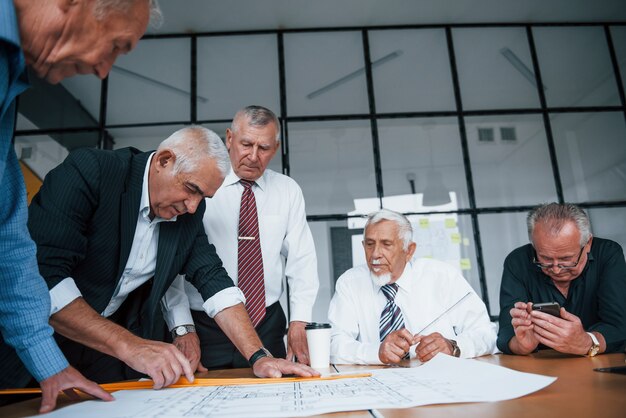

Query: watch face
175 327 187 336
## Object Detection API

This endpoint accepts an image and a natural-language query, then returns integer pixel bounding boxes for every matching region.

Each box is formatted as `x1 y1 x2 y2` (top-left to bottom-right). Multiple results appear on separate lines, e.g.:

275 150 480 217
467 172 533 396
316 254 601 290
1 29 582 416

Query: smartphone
532 302 561 317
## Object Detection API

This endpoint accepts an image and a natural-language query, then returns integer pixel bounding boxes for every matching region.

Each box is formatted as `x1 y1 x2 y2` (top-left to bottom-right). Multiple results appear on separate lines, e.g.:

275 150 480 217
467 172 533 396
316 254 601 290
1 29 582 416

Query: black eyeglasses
532 244 586 270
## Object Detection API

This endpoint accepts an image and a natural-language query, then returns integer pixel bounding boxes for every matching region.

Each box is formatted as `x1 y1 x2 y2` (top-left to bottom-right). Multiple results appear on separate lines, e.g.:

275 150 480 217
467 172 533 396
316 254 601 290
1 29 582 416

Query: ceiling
150 0 626 35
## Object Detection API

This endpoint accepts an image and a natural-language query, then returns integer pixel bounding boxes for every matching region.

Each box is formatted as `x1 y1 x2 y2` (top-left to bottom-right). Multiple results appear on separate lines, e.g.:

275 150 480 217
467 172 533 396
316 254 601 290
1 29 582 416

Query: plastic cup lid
305 322 331 330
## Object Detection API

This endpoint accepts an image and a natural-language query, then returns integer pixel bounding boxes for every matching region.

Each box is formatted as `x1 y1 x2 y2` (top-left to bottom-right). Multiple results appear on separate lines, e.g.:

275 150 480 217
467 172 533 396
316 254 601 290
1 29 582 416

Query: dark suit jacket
28 147 234 340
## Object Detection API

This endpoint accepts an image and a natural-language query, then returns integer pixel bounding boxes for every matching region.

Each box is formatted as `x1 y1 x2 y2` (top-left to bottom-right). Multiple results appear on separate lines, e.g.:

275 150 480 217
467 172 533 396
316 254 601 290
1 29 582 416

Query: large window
17 23 626 320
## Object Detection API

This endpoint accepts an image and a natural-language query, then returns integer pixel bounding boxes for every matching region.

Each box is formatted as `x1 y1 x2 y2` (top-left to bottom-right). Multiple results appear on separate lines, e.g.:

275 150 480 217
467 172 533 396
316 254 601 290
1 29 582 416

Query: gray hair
94 0 163 27
157 126 230 177
527 203 592 247
364 209 414 251
231 105 281 142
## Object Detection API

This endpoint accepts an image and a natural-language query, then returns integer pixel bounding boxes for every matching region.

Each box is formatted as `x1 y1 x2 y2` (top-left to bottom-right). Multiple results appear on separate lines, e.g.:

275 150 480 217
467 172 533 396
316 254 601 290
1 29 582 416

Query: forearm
213 303 263 359
330 334 382 365
49 297 141 360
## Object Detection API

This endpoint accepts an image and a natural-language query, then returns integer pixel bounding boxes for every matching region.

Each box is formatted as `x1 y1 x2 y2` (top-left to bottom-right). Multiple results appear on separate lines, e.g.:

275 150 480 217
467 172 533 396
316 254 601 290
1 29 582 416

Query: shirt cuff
17 336 69 382
202 287 246 318
289 304 314 323
164 306 194 331
49 278 82 316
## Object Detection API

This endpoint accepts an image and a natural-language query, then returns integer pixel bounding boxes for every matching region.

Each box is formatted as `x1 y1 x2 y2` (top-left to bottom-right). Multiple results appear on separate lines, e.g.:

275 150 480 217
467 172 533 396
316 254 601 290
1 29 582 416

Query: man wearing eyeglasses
497 203 626 356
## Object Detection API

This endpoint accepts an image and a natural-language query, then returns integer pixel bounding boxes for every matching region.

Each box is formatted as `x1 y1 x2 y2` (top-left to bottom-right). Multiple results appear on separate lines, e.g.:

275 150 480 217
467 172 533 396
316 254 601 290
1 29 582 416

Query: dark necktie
379 283 406 341
237 180 266 327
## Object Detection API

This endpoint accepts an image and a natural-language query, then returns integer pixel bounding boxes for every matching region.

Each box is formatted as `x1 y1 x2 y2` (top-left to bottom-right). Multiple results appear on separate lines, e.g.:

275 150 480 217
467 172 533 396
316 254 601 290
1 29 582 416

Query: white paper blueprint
39 354 556 418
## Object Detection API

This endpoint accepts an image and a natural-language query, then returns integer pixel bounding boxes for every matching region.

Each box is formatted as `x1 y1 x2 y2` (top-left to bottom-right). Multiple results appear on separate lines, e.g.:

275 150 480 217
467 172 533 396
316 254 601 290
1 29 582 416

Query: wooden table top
1 351 624 417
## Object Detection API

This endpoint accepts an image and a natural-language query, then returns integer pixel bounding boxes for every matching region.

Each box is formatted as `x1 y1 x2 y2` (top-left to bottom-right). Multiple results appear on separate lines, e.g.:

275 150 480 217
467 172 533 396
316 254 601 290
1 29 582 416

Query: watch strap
586 332 600 357
449 339 461 358
248 347 273 367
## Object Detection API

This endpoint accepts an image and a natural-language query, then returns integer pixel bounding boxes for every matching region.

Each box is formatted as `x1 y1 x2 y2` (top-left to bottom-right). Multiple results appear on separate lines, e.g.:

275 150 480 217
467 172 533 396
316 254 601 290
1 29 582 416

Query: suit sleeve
28 149 102 289
180 221 238 304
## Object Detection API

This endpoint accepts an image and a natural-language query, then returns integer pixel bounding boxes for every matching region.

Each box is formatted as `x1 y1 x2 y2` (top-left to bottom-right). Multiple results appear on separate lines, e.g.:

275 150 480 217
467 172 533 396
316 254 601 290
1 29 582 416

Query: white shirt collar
141 152 177 223
373 260 414 295
222 165 267 191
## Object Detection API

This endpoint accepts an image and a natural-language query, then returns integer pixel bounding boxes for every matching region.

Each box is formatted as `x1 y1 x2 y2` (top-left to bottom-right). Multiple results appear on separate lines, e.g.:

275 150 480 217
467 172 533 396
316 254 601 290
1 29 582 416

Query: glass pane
369 29 455 113
61 75 102 124
610 26 626 91
17 75 100 130
107 39 191 125
14 133 72 183
478 212 529 316
465 114 558 207
534 27 621 107
378 117 470 210
309 219 351 323
287 120 376 216
588 207 626 260
453 28 541 110
197 35 280 121
284 32 369 116
109 125 187 151
551 111 626 203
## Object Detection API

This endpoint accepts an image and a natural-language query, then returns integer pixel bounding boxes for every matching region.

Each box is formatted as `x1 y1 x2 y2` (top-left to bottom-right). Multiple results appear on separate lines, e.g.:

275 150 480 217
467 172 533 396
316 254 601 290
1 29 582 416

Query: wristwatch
449 339 461 358
171 324 196 340
448 340 461 357
248 347 273 367
586 332 600 357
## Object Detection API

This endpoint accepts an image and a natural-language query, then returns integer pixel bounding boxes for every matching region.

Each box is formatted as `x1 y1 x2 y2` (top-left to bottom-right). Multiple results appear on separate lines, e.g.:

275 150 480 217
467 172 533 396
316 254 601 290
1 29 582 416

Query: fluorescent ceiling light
500 47 546 91
111 66 209 103
307 50 403 99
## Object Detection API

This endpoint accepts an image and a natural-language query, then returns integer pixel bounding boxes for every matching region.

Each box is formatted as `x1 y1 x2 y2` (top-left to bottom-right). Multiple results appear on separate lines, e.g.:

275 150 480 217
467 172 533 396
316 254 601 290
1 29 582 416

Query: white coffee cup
305 322 331 369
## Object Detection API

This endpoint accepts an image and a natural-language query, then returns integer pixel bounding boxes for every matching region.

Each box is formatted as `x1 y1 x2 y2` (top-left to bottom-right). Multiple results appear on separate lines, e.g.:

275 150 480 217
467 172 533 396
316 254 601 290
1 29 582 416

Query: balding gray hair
157 126 230 177
94 0 162 26
231 105 281 142
527 203 592 247
364 209 414 251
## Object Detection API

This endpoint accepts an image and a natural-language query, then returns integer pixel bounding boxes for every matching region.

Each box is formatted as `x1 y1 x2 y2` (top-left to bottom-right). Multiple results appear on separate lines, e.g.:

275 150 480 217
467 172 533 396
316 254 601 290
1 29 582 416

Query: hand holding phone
532 302 561 317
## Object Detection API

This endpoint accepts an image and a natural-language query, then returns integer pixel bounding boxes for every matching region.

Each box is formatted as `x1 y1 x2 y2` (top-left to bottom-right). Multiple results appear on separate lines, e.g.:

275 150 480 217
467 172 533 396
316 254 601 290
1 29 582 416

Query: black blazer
28 147 234 339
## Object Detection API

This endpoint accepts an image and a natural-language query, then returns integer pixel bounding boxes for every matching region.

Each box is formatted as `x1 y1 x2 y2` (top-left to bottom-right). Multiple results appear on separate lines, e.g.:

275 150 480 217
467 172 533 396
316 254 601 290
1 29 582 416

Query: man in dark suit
22 126 316 388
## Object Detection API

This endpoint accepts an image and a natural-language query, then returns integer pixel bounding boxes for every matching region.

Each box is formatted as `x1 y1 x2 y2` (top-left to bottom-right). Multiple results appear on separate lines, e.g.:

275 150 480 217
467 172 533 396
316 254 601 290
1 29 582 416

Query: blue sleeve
0 52 68 382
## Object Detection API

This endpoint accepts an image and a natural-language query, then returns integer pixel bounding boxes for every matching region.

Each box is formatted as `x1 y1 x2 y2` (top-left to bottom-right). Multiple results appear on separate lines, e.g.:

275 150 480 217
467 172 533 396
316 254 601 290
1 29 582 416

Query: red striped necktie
237 179 266 327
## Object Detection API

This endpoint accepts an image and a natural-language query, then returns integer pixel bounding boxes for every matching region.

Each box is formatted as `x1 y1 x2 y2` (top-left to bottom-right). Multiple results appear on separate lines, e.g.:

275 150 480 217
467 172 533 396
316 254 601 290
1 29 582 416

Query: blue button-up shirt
0 0 68 382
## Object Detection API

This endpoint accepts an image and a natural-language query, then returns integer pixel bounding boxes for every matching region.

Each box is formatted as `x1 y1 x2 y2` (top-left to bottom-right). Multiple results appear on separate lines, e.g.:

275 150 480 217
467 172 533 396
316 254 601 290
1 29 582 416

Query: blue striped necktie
379 283 406 341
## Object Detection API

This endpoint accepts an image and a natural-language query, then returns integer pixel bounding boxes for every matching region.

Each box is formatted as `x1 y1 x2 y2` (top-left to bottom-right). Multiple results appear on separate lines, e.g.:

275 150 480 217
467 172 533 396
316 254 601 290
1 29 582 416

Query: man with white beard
328 209 496 365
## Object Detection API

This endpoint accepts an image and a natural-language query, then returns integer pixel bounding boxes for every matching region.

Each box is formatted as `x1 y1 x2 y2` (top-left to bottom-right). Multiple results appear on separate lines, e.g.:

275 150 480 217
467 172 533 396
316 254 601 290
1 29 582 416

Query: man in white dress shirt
163 106 319 368
329 209 496 365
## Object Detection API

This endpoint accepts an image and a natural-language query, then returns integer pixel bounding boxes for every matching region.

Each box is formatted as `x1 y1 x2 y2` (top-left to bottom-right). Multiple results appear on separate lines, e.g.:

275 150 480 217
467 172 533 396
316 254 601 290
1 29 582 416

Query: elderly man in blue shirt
0 0 156 412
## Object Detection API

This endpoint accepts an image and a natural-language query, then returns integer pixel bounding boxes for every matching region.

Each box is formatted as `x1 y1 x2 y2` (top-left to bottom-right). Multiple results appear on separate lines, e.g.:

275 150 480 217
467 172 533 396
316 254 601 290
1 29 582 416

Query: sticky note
450 233 461 244
460 258 471 270
444 218 456 228
463 238 470 246
419 218 429 229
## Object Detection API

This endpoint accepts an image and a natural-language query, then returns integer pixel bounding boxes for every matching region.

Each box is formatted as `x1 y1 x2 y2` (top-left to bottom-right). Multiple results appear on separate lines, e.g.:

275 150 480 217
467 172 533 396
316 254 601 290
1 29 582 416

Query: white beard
370 270 392 287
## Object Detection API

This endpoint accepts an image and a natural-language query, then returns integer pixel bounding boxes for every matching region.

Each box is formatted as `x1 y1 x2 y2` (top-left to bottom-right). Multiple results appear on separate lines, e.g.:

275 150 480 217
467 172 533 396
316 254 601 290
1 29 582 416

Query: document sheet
40 354 556 417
